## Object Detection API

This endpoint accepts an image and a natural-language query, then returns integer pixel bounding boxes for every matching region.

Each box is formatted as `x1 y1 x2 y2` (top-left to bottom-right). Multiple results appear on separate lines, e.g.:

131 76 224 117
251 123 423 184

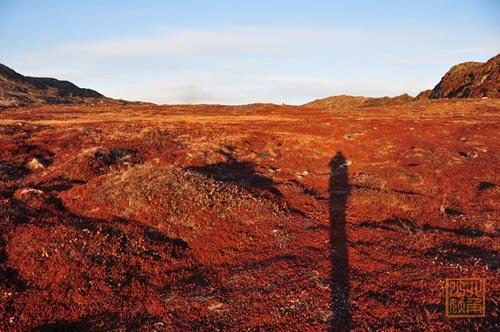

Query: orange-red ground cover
0 99 498 330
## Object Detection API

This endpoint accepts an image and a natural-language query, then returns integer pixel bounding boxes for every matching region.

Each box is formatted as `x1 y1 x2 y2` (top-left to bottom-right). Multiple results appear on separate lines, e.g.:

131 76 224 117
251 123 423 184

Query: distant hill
304 94 413 110
428 54 499 98
0 64 106 107
306 54 499 110
304 95 368 109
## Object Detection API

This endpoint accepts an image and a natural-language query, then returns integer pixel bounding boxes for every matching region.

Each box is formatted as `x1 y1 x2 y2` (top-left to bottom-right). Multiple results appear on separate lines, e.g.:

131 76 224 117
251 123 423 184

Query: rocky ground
0 99 498 330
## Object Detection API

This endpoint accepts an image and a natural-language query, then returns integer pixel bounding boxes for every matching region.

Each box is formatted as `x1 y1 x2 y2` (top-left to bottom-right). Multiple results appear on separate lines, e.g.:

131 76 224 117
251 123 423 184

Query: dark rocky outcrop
0 64 106 107
429 54 499 99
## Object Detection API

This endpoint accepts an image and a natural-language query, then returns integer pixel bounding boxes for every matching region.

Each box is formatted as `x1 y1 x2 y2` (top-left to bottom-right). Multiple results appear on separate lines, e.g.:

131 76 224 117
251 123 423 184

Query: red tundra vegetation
0 56 499 330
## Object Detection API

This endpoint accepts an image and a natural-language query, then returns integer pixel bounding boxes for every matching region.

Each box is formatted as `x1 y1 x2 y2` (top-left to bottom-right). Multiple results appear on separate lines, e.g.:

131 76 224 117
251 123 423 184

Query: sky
1 0 499 105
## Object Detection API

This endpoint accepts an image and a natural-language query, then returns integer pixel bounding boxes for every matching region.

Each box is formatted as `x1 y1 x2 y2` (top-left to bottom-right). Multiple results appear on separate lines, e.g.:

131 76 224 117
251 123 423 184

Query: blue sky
1 0 499 104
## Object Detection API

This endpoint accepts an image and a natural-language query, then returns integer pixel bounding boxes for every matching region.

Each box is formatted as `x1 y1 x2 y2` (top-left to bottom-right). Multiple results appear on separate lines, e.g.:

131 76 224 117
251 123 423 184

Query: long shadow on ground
329 151 351 331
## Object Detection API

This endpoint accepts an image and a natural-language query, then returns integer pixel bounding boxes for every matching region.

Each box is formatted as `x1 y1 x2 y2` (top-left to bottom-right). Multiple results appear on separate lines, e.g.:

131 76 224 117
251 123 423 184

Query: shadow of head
329 151 347 169
329 152 350 194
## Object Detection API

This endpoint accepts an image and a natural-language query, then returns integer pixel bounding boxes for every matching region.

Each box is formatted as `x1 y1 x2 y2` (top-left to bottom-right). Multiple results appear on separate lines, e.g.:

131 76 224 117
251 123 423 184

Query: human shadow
329 151 351 331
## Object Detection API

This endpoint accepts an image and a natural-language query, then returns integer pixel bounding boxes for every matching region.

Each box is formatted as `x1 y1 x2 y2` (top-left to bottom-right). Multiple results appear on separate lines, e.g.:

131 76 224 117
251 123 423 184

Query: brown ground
0 99 498 331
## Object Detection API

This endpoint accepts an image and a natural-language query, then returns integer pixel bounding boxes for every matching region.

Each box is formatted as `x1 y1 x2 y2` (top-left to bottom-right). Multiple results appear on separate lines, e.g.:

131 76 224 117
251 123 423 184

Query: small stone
27 158 45 170
18 188 44 196
299 170 310 176
459 151 478 159
342 160 353 167
466 151 478 159
208 302 224 311
14 187 47 209
153 321 165 330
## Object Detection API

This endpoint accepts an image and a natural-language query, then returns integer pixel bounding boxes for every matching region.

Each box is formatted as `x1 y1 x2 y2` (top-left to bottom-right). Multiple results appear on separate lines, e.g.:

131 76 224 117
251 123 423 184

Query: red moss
0 99 498 330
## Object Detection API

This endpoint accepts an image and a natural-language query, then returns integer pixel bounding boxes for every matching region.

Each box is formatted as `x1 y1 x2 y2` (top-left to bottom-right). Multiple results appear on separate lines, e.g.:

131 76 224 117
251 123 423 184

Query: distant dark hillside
0 64 106 107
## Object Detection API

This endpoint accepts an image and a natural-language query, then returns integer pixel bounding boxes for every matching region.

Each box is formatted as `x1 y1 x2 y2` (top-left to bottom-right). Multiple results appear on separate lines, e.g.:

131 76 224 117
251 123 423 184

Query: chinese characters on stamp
445 278 485 317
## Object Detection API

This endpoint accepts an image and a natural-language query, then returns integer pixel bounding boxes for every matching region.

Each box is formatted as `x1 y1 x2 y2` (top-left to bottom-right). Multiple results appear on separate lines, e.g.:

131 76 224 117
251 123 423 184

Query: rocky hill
429 54 499 98
306 54 499 109
430 54 500 99
0 64 106 107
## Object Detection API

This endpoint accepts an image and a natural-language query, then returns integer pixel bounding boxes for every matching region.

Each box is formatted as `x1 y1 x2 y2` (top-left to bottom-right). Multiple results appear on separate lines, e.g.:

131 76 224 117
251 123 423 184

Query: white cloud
61 27 369 58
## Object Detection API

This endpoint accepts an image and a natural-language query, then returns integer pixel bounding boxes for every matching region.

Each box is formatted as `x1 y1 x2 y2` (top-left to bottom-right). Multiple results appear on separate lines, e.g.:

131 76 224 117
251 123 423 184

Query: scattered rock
297 170 310 177
342 160 352 167
208 302 224 311
459 151 478 159
16 188 44 196
14 187 48 209
267 166 281 174
152 321 166 330
26 158 45 170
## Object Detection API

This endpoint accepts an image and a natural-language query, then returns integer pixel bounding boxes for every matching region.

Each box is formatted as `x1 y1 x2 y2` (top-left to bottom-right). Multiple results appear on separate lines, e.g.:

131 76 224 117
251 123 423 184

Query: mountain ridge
429 54 499 98
0 64 106 107
2 53 499 109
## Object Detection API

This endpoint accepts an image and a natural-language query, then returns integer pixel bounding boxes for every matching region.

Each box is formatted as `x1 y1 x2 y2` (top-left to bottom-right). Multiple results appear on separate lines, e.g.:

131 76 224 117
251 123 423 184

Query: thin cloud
60 27 373 58
59 26 500 60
